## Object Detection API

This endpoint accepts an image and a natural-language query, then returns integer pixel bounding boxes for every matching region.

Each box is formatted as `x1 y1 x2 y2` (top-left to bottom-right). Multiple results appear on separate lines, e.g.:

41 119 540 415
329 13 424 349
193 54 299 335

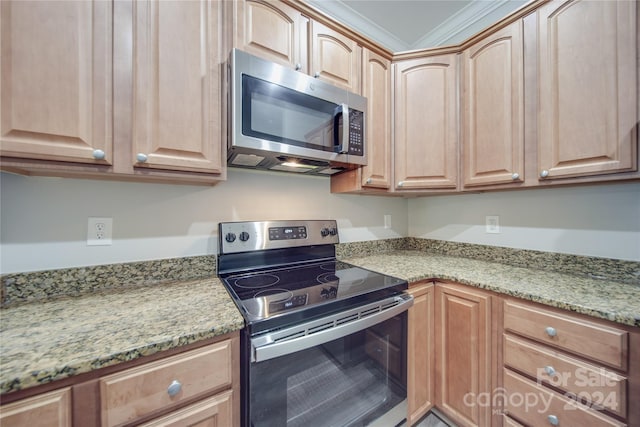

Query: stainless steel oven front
246 294 412 427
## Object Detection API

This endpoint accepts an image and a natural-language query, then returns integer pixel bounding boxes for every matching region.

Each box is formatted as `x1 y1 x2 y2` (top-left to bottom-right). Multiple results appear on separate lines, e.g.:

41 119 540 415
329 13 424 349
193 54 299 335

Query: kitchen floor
413 411 455 427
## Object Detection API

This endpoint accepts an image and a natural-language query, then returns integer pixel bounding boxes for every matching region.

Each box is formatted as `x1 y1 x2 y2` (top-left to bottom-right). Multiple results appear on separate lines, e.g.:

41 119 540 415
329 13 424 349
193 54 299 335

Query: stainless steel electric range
217 220 413 427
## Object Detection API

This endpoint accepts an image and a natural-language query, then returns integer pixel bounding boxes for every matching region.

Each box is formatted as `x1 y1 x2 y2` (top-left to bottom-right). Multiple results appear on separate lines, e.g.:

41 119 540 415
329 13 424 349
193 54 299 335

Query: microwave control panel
348 109 364 156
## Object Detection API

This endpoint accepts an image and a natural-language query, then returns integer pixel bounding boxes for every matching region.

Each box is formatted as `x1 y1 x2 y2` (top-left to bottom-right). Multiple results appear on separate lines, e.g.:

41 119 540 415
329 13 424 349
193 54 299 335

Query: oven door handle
251 293 413 363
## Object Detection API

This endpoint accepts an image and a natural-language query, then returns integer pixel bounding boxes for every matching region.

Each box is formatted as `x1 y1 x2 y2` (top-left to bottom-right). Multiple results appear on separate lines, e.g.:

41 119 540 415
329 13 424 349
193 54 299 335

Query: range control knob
329 227 337 236
239 231 250 242
321 228 330 237
225 233 236 243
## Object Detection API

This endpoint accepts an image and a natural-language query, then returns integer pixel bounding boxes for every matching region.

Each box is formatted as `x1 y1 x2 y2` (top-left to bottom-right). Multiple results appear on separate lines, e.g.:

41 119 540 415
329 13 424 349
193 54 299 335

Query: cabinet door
0 1 112 164
138 391 233 427
407 283 435 425
361 49 392 189
310 21 361 93
537 0 637 180
234 0 308 72
133 0 224 174
435 283 491 427
394 55 458 190
0 388 71 427
462 21 524 187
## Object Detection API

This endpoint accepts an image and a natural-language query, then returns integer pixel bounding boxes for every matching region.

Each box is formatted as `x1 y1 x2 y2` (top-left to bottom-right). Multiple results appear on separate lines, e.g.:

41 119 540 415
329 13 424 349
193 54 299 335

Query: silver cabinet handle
295 63 302 71
511 172 520 180
397 181 404 187
92 149 106 160
545 326 557 337
136 153 148 163
544 365 556 376
365 178 372 184
540 169 550 178
167 380 182 397
314 71 320 78
547 415 559 426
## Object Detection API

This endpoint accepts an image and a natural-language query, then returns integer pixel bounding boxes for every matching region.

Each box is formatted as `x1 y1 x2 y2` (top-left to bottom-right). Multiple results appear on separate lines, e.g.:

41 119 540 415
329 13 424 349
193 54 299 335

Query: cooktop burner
217 220 408 334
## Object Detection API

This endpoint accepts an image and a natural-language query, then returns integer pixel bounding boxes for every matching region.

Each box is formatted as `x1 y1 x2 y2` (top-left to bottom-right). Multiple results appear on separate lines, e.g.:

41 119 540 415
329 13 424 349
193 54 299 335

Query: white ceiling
306 0 529 52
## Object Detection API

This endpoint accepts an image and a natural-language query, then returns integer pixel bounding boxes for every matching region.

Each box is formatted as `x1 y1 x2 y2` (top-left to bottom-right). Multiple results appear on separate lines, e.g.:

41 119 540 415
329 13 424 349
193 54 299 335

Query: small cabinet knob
92 149 106 160
167 380 182 397
540 169 550 178
511 172 520 180
365 178 372 184
545 326 557 337
547 415 559 426
544 365 556 376
398 181 404 187
295 63 302 71
314 71 320 78
136 153 148 163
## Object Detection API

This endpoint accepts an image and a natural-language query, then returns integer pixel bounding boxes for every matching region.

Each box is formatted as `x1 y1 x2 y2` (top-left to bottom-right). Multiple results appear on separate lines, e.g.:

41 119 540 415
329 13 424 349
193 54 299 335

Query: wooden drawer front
0 387 71 427
137 391 233 427
503 369 626 427
503 414 525 427
504 334 626 417
503 301 628 370
100 341 232 427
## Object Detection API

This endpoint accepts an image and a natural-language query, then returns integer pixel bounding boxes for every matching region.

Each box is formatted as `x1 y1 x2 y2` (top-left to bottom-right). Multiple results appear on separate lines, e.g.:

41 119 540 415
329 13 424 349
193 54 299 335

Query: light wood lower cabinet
407 282 435 425
435 282 492 427
0 388 71 427
0 334 239 427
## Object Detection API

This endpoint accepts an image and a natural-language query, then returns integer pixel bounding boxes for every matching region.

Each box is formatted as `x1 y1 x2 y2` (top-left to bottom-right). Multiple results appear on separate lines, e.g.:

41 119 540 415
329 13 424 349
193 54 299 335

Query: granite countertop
0 277 244 395
1 243 639 397
342 250 640 328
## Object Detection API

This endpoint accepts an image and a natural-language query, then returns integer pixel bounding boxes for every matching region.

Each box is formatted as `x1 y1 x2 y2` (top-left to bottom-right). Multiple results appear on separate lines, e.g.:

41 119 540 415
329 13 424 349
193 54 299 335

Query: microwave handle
333 103 349 154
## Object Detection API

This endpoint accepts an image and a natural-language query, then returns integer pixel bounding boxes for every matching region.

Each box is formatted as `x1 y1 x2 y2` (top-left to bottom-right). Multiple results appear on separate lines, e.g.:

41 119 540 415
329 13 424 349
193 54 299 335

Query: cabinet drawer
100 341 233 427
503 300 628 370
503 369 625 427
0 387 71 427
504 334 626 417
137 390 233 427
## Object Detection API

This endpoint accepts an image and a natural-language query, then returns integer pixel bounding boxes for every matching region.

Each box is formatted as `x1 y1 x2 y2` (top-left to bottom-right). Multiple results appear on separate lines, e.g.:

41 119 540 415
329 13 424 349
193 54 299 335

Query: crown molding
305 0 526 52
305 0 411 52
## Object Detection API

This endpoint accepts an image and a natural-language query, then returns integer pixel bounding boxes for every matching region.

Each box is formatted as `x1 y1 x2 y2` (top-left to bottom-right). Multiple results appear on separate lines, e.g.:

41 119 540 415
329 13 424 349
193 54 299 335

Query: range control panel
219 220 339 254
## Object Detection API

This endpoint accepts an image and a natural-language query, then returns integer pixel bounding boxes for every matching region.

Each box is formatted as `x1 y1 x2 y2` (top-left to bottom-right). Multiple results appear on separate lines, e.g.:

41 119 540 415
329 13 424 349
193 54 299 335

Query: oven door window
242 75 342 152
249 313 407 427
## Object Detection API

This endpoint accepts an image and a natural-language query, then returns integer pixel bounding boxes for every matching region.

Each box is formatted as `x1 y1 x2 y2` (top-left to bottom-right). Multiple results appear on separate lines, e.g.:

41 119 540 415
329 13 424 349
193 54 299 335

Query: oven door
247 294 412 427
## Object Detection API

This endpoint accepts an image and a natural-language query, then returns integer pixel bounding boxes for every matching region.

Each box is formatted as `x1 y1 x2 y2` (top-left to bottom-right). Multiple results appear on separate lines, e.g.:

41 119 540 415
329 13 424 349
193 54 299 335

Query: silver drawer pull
547 414 559 426
545 326 557 337
544 365 556 376
167 380 182 397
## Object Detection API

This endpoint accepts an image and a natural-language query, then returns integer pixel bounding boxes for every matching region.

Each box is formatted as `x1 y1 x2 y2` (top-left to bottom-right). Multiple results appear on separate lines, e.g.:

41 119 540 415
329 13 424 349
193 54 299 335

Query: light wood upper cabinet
0 388 71 427
233 0 308 72
462 21 524 188
132 0 224 174
435 282 491 427
394 54 458 191
407 282 435 426
310 21 361 93
0 1 112 164
360 49 392 189
536 0 637 180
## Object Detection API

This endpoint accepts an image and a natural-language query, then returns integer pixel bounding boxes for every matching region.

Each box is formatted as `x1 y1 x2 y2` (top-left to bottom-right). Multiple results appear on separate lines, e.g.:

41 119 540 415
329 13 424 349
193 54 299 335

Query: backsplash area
3 238 638 307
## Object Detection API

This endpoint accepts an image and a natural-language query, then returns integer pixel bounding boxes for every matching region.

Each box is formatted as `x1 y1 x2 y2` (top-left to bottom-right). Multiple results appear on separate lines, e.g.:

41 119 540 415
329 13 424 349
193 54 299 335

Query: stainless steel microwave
228 49 367 176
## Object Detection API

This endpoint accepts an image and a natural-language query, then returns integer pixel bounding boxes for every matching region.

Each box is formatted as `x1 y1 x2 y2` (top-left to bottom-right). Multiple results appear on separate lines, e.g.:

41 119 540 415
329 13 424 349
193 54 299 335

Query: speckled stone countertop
0 277 244 395
341 250 640 328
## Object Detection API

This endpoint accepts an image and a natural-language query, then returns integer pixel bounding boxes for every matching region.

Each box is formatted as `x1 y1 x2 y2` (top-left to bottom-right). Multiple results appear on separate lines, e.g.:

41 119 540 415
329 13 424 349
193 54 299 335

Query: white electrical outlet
485 215 500 234
87 217 113 246
384 214 392 229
